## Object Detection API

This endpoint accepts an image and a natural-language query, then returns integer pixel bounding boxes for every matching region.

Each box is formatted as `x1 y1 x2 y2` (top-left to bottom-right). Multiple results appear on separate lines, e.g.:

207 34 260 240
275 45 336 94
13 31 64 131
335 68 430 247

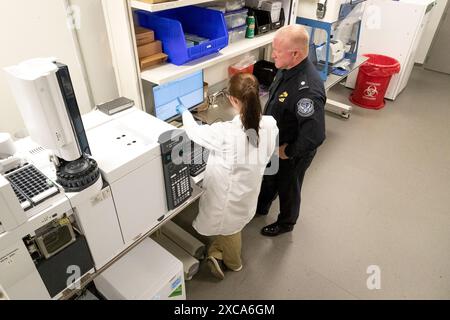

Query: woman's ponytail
228 73 262 147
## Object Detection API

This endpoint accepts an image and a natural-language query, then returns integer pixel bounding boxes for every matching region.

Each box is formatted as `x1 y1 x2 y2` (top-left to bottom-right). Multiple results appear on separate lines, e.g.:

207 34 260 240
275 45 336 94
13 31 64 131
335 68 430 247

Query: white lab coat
182 111 278 236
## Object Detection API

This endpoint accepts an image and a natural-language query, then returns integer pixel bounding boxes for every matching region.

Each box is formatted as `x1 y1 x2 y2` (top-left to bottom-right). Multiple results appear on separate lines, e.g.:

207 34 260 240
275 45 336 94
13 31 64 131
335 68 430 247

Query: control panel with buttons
158 129 192 210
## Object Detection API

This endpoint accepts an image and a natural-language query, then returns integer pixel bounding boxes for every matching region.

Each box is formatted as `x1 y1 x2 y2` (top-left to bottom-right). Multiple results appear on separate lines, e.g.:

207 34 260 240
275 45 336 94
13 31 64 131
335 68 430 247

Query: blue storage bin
136 6 228 66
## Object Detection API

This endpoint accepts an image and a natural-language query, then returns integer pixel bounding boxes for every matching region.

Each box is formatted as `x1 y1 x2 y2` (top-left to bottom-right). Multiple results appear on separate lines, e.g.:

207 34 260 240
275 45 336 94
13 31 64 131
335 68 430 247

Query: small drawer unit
228 25 247 43
224 8 249 29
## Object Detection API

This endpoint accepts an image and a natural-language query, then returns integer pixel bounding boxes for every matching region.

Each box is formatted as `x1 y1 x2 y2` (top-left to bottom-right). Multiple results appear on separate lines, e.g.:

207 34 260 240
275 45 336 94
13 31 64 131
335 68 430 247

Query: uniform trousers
256 150 316 226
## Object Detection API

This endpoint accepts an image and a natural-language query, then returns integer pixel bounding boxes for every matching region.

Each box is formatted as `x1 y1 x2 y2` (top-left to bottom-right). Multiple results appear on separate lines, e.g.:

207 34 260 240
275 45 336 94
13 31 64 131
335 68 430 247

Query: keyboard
189 143 209 177
189 163 206 177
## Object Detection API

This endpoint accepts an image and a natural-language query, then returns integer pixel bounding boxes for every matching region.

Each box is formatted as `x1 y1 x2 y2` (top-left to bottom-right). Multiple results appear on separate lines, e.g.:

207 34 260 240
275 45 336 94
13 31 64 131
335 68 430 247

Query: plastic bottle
246 15 255 39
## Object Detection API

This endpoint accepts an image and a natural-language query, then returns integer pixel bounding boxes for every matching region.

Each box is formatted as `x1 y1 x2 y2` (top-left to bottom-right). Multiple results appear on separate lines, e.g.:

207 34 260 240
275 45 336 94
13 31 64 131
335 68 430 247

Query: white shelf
141 32 275 84
131 0 213 12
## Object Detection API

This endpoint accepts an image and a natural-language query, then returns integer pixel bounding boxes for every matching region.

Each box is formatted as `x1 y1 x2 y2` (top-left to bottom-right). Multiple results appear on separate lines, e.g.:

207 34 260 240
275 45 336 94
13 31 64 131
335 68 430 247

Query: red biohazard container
350 54 400 109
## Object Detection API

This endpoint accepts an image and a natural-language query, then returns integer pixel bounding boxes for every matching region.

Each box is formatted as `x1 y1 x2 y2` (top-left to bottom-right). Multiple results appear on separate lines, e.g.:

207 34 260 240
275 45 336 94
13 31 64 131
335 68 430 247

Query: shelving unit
102 0 298 109
131 0 213 12
141 32 276 85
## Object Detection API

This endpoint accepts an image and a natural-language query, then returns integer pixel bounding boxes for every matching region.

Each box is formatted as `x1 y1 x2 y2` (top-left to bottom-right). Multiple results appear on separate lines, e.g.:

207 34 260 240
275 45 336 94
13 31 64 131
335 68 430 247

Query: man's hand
176 98 188 114
278 144 289 160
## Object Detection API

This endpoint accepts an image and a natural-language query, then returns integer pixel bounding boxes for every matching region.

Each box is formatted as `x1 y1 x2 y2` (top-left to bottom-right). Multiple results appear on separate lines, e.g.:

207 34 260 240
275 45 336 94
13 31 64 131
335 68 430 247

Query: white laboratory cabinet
94 237 186 300
84 108 174 246
345 0 436 100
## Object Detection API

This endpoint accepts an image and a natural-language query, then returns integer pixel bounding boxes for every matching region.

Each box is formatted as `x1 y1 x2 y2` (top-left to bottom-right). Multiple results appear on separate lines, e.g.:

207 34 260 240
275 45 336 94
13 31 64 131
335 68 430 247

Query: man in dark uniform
256 25 326 236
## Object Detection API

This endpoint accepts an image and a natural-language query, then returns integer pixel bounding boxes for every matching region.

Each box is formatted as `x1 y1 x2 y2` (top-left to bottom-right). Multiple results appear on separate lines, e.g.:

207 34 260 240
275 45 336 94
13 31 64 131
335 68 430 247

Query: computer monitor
153 71 204 122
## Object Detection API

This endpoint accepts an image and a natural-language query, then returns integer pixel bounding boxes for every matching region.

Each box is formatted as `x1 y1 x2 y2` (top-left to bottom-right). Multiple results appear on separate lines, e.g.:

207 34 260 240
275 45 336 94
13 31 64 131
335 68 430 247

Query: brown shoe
207 256 225 280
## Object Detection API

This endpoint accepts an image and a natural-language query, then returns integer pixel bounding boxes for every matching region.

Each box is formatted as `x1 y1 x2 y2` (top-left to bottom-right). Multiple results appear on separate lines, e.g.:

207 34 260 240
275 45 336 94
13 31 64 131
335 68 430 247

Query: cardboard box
137 40 162 59
135 27 154 46
140 53 168 69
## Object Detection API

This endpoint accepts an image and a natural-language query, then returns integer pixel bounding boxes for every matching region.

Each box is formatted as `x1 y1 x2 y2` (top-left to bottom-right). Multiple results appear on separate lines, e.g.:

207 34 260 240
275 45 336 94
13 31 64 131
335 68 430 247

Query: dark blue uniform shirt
264 57 326 158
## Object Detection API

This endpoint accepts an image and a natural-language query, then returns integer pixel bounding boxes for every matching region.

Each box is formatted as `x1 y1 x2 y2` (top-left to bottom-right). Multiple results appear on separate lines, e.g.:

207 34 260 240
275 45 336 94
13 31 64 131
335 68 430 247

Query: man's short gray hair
275 24 310 55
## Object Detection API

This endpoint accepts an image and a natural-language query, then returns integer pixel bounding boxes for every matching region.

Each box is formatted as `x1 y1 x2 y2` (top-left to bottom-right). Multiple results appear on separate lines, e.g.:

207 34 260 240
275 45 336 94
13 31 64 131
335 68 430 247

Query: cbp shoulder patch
297 98 315 117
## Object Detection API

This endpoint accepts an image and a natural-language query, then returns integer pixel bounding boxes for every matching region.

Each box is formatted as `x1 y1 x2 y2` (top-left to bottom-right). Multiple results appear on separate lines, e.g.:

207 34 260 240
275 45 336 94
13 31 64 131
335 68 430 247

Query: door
424 2 450 74
110 158 168 246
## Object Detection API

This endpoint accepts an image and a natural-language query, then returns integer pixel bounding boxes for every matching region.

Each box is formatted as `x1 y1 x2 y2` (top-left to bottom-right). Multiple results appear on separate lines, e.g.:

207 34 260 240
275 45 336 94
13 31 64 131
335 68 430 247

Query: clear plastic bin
228 25 247 43
206 5 226 13
224 0 245 11
246 0 265 9
210 0 245 12
224 9 248 29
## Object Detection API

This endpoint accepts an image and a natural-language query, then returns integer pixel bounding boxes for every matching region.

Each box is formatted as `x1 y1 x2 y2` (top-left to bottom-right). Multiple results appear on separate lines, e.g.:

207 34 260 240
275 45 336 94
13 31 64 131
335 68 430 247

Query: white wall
69 0 119 105
0 0 118 138
0 0 90 137
415 0 448 64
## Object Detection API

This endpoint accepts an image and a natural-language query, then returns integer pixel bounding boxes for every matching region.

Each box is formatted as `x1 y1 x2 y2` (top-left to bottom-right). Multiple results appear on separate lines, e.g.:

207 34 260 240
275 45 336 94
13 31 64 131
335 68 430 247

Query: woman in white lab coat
177 73 278 280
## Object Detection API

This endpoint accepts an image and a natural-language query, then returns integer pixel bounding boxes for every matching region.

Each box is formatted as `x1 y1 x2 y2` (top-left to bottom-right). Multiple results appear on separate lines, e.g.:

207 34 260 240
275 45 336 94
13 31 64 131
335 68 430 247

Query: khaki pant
208 232 242 271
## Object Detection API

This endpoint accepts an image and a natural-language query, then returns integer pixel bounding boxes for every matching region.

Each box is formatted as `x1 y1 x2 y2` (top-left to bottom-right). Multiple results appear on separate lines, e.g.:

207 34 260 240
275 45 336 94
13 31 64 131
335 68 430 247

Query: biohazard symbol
364 85 378 98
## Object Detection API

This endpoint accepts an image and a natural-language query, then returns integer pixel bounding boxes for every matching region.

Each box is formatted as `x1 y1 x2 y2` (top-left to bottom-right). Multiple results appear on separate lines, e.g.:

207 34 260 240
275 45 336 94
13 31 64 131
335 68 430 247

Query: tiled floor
185 66 450 300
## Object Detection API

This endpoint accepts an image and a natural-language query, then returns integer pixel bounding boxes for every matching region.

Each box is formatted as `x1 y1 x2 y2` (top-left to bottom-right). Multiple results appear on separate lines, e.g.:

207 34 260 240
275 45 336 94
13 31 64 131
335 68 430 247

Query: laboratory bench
324 55 369 119
192 54 369 123
194 94 238 124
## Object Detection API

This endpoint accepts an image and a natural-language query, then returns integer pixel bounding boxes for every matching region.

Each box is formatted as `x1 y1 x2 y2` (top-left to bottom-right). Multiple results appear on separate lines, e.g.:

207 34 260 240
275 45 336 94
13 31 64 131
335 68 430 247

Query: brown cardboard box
137 38 153 47
140 53 168 69
135 27 154 46
137 40 162 59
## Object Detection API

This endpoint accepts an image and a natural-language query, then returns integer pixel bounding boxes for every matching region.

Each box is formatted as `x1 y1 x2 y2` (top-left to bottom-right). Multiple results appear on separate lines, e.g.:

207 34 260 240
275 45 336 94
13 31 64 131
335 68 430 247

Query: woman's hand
176 98 188 114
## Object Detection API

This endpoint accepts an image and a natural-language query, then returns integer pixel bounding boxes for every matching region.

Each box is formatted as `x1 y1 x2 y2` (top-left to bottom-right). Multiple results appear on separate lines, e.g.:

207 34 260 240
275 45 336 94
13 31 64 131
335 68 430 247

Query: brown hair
228 73 262 147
